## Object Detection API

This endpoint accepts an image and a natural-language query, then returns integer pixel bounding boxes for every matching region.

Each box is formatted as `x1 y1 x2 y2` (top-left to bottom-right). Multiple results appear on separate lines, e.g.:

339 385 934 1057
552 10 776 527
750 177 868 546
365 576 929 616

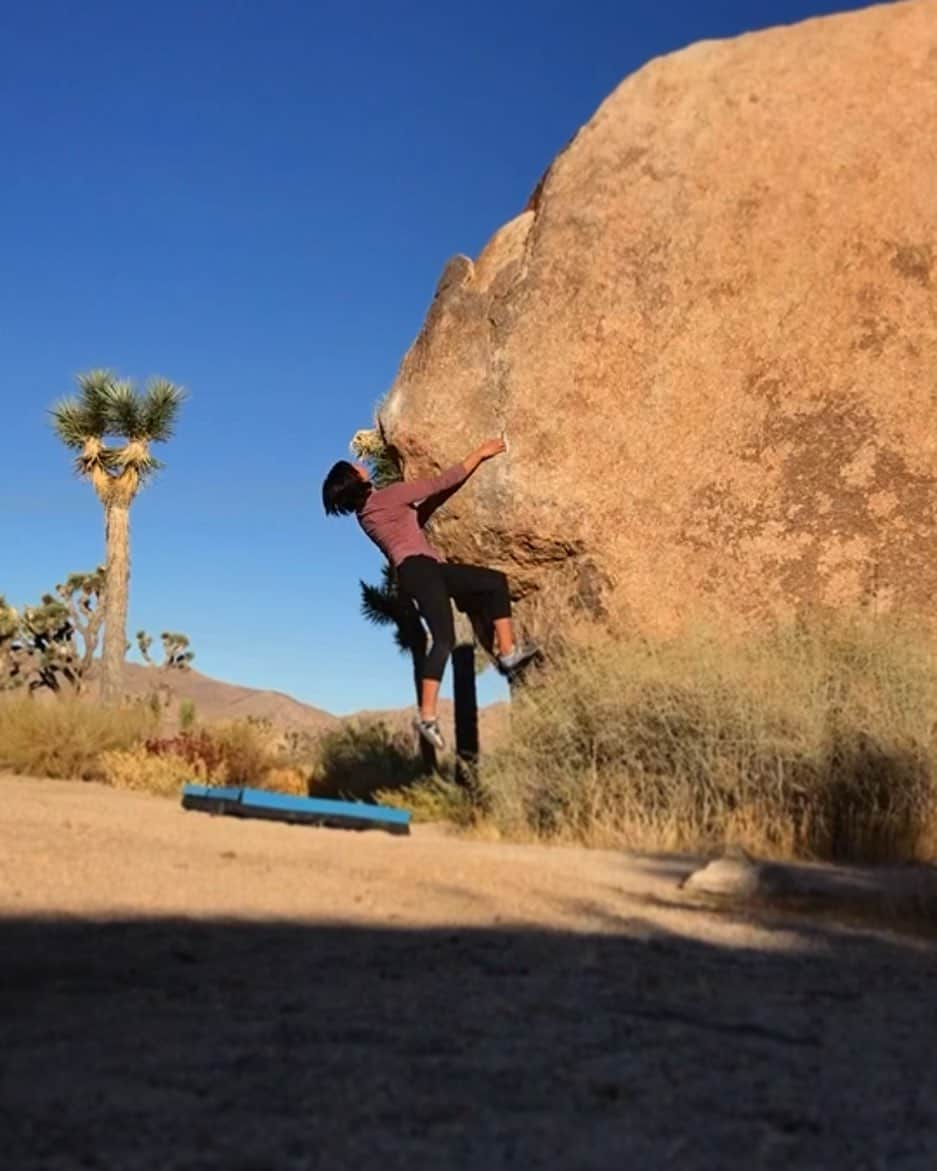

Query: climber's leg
441 563 540 676
396 556 454 749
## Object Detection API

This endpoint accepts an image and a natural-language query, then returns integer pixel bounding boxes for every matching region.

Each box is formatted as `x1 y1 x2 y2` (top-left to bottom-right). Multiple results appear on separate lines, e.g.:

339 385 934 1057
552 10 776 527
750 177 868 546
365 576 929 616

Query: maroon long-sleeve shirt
357 464 468 567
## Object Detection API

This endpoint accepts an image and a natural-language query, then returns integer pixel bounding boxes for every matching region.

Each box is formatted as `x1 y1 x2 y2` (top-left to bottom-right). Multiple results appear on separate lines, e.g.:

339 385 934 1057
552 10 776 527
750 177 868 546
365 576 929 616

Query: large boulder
380 1 937 636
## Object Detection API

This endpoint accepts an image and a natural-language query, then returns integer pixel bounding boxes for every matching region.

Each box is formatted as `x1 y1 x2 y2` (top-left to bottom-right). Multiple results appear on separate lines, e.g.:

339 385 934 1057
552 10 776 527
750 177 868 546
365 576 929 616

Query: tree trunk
101 502 131 702
452 606 479 791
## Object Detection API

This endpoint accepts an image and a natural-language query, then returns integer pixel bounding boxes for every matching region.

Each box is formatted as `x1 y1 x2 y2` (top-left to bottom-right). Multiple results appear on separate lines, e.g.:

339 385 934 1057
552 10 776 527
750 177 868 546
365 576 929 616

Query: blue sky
2 0 864 714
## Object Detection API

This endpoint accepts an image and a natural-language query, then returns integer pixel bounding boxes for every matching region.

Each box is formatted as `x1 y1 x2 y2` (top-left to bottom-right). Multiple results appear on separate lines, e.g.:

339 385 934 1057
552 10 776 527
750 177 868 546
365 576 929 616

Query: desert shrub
312 719 427 802
98 747 194 796
481 614 937 863
0 695 156 780
264 765 308 796
207 721 277 784
144 729 227 778
144 721 280 787
100 730 306 799
0 691 306 797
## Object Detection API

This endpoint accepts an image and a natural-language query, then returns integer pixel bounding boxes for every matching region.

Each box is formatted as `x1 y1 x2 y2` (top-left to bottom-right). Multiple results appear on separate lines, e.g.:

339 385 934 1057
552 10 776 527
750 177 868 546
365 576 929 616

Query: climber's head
322 460 371 516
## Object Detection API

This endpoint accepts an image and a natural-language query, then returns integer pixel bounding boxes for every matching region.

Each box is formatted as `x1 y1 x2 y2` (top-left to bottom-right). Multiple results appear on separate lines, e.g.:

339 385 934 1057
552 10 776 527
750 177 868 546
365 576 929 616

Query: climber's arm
382 439 506 510
417 481 461 526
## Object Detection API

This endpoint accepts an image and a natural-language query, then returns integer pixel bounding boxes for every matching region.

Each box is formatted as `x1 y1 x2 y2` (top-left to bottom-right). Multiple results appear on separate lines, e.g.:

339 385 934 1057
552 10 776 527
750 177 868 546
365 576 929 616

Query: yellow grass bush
264 765 308 796
98 735 306 799
0 696 156 780
209 721 279 785
0 694 305 797
481 614 937 863
97 747 195 797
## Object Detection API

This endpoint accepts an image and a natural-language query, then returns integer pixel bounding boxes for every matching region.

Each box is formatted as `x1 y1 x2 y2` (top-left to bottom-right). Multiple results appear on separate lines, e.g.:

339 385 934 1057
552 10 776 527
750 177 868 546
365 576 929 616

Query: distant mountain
121 664 339 734
119 663 509 746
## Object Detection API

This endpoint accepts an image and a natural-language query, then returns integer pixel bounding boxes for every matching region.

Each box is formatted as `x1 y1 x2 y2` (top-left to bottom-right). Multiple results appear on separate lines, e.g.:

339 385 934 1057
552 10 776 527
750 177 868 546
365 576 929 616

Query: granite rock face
381 1 937 635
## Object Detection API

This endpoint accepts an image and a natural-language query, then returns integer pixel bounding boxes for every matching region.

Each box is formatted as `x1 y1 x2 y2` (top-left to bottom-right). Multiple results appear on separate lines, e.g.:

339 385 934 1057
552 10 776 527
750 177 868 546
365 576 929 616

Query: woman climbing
322 438 539 751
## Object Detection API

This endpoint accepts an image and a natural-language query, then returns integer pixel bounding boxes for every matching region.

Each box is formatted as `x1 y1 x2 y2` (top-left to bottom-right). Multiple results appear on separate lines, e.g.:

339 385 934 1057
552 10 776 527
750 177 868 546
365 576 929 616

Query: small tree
1 570 107 694
361 563 437 774
0 597 24 691
161 632 194 670
51 370 185 701
137 630 195 670
352 426 486 783
56 567 106 687
354 428 440 771
17 595 79 692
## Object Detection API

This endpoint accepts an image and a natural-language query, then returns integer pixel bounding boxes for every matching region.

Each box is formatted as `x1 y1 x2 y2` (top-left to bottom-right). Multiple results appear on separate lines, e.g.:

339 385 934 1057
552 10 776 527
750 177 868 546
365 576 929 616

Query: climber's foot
497 642 541 678
413 716 445 752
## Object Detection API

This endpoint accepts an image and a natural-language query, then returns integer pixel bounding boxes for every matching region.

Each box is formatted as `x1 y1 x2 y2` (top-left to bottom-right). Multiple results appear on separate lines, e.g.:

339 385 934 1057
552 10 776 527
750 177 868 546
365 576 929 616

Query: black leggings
396 556 512 682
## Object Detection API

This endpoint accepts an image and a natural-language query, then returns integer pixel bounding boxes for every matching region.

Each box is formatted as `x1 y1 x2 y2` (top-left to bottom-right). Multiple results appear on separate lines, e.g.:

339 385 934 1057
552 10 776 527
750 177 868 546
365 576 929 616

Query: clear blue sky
2 0 865 714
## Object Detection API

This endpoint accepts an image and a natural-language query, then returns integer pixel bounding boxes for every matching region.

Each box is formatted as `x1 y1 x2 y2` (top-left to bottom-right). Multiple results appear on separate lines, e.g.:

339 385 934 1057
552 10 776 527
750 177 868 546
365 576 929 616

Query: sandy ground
2 775 936 1170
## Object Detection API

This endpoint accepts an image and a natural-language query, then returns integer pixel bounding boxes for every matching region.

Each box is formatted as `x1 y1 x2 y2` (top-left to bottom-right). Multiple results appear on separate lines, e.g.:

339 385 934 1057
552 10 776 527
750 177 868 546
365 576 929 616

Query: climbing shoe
413 716 446 752
497 643 541 677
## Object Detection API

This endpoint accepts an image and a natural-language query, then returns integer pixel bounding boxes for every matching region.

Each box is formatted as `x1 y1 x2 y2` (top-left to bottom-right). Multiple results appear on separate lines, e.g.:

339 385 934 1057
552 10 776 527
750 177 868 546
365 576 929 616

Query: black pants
396 556 512 682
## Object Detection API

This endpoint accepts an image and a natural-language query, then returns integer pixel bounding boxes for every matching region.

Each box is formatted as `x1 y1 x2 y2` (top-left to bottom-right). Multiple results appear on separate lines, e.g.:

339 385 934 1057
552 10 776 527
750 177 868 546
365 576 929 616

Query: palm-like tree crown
51 370 185 504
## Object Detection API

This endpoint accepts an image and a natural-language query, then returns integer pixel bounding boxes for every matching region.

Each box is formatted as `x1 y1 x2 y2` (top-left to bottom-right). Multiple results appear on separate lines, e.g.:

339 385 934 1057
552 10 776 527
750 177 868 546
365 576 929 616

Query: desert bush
0 690 306 796
144 729 227 778
101 728 306 798
144 721 281 787
212 721 278 784
312 719 427 802
98 747 194 796
0 695 157 780
480 614 937 863
264 765 308 796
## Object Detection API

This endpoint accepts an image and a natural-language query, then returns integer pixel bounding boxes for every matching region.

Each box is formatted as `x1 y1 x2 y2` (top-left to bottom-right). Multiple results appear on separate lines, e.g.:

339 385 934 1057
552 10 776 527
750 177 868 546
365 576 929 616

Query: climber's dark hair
322 461 372 516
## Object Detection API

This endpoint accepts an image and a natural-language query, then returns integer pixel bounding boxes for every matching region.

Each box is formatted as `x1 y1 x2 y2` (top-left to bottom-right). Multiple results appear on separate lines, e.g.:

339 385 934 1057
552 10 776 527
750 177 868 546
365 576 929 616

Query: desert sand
2 773 936 1170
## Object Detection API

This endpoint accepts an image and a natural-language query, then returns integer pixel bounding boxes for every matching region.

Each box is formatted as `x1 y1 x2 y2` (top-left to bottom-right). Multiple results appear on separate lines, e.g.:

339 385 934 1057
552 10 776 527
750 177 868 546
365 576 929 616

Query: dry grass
0 696 157 781
0 695 306 797
375 775 476 824
481 614 937 863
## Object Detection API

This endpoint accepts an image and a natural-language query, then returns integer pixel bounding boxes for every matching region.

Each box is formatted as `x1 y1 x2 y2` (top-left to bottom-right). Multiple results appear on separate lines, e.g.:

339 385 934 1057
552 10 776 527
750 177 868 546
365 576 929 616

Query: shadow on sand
2 911 936 1170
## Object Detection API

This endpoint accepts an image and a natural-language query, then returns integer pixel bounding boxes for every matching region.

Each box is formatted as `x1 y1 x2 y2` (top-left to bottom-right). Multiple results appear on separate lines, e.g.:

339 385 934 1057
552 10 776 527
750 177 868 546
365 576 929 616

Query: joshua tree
350 427 402 489
51 371 185 701
353 426 490 785
56 567 106 687
137 629 195 670
1 592 77 692
2 570 106 694
360 563 438 774
19 596 79 692
0 597 23 690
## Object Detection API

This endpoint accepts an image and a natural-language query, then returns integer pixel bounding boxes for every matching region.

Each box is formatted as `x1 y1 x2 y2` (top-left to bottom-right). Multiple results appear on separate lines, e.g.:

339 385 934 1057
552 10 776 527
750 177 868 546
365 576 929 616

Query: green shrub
312 719 428 802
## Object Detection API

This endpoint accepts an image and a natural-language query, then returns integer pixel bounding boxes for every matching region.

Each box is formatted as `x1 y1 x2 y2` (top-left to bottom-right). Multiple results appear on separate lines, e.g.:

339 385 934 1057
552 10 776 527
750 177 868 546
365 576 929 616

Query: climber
322 438 539 751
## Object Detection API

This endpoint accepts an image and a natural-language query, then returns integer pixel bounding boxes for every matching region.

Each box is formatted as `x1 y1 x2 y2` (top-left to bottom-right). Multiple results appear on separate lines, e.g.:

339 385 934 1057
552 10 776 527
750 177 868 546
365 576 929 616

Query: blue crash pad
181 784 411 835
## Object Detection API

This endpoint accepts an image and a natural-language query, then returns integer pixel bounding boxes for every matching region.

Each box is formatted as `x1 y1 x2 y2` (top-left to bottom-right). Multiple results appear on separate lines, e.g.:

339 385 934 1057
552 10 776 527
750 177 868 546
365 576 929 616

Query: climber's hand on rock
478 438 507 461
463 438 507 477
